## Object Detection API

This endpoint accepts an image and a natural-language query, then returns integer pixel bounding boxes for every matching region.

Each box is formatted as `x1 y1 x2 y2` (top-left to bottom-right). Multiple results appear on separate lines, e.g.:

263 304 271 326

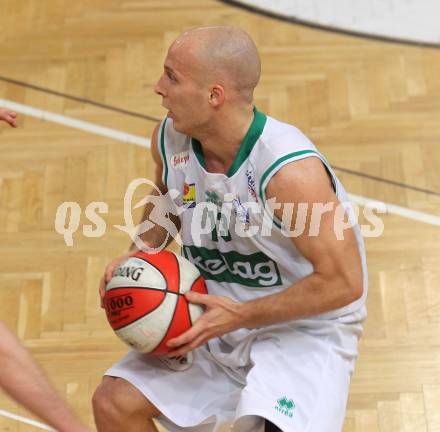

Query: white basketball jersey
158 109 367 321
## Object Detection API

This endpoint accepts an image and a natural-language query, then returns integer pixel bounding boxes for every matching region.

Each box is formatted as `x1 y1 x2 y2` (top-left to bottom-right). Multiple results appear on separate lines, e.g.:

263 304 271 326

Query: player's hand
166 292 242 357
99 250 138 308
0 109 18 127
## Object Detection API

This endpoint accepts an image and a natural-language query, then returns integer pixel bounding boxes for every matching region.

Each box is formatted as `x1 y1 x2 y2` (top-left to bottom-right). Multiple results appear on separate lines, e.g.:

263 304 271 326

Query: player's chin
171 118 190 135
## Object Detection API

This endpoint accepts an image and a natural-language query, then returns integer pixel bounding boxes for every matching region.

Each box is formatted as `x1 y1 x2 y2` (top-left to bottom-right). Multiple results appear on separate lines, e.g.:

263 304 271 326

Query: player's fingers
105 259 120 282
167 333 207 357
167 324 201 349
184 291 210 305
166 334 188 349
104 252 133 283
3 115 16 127
99 276 105 295
99 277 106 308
105 265 114 283
186 333 208 352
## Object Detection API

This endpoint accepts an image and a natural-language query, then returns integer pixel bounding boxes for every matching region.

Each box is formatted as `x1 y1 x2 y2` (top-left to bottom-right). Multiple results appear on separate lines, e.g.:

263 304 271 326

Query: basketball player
0 110 89 431
93 26 367 432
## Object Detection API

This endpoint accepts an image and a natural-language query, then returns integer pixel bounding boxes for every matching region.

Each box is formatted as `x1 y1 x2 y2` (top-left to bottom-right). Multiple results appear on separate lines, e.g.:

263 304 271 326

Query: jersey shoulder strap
251 116 337 203
158 117 191 188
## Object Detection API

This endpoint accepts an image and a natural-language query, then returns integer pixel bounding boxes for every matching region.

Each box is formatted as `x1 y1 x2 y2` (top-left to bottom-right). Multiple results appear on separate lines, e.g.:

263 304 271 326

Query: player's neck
195 106 254 175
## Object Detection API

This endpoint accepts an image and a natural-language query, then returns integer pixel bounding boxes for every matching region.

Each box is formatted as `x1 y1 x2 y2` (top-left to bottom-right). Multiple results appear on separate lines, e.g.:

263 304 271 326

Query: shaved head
169 26 261 102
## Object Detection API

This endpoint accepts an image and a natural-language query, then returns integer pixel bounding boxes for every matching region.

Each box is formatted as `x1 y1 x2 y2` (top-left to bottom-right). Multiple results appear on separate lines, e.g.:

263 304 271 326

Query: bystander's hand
0 109 18 127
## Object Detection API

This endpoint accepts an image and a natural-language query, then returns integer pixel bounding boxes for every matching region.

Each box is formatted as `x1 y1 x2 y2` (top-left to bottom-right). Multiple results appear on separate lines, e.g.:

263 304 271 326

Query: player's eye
166 71 177 83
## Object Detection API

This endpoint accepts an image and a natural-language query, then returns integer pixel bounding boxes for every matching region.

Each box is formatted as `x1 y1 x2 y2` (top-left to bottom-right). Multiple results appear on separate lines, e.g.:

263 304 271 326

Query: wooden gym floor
0 1 439 430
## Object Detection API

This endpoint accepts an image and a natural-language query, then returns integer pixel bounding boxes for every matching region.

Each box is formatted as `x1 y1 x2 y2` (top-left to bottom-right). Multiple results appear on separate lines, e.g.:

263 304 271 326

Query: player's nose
154 75 166 97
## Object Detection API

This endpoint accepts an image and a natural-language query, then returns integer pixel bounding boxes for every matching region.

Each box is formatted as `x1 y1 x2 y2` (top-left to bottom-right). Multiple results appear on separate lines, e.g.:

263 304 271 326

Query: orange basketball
103 250 207 355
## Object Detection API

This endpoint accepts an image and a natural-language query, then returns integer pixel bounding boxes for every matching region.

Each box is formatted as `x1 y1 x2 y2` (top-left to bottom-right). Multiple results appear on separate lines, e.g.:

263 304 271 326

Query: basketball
103 250 207 355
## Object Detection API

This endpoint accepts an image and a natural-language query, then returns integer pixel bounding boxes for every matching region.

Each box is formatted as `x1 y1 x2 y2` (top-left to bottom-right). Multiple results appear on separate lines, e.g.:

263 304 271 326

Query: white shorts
105 318 363 432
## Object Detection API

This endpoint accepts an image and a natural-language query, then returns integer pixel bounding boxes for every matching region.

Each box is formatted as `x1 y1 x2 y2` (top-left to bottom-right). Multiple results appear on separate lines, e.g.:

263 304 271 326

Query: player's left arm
167 157 364 356
237 156 364 327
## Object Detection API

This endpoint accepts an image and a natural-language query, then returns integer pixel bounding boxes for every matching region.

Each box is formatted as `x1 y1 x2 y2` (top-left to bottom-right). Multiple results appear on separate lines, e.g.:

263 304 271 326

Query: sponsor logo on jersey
171 151 190 170
205 190 222 207
274 396 295 418
245 169 257 200
232 196 250 230
183 245 282 287
183 182 196 208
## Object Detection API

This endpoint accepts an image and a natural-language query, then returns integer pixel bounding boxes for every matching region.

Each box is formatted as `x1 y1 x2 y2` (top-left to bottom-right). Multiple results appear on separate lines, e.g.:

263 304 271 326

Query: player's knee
92 385 113 422
93 377 160 421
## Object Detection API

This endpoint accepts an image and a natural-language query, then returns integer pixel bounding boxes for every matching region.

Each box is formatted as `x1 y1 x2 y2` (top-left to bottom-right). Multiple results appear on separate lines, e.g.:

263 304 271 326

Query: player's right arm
127 121 181 253
99 122 181 304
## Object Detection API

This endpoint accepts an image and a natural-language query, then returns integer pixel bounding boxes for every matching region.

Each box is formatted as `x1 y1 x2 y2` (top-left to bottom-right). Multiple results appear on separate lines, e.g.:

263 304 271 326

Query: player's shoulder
260 115 312 146
254 116 317 169
253 114 335 197
251 114 318 176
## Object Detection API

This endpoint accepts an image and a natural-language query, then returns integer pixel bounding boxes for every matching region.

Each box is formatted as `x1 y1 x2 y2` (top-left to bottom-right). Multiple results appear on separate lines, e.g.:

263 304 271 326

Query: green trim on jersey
191 139 205 170
259 150 336 229
160 119 168 186
191 107 267 177
259 149 319 200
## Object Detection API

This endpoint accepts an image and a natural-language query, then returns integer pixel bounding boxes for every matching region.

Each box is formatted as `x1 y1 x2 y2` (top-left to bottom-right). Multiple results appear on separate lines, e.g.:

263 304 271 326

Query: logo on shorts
275 396 295 418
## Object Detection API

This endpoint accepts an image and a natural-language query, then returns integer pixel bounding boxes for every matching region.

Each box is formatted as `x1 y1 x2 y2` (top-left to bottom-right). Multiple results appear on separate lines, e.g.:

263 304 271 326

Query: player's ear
209 84 225 107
